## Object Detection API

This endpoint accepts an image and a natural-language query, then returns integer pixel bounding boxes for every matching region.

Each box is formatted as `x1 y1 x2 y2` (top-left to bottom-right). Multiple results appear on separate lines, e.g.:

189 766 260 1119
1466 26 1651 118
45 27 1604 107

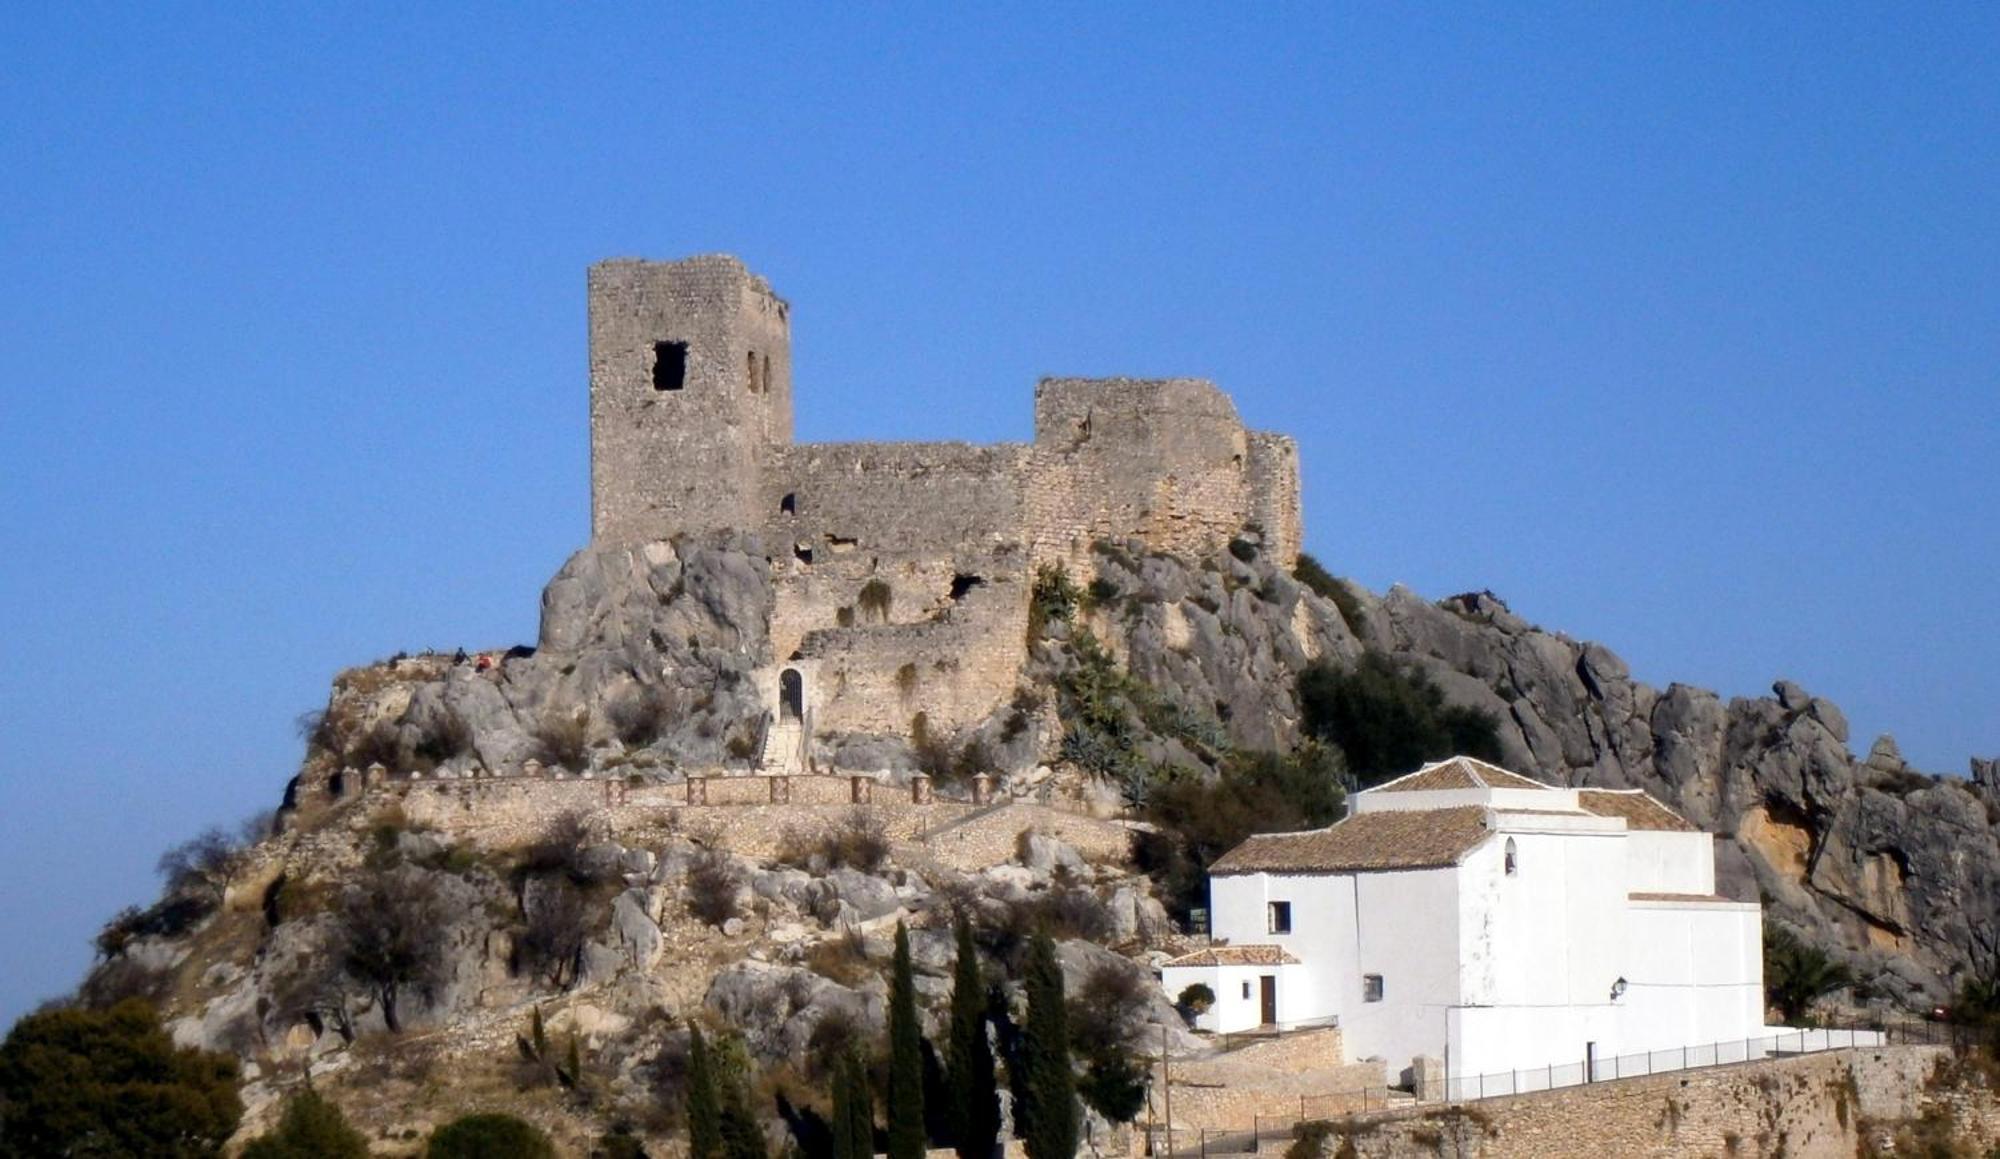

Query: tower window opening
949 574 985 601
747 351 759 393
780 493 797 515
652 341 688 391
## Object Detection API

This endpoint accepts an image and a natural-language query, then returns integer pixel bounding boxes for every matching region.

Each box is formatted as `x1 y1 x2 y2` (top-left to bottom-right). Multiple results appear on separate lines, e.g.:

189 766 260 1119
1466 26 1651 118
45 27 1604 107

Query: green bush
1134 744 1347 918
1292 554 1366 633
1296 653 1502 787
426 1112 557 1158
0 999 242 1157
242 1088 369 1158
1765 925 1852 1024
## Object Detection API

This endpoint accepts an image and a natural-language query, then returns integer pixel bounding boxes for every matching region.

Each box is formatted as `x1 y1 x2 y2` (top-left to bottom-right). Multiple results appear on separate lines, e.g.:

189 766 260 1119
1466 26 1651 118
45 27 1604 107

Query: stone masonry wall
1160 1029 1392 1133
1314 1045 1950 1159
763 442 1032 562
585 257 1306 738
1246 431 1302 568
797 584 1029 737
589 256 791 542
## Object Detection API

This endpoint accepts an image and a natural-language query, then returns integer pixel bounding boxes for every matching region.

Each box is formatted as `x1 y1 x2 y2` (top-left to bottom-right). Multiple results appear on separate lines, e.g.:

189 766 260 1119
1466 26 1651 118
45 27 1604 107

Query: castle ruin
588 254 1302 753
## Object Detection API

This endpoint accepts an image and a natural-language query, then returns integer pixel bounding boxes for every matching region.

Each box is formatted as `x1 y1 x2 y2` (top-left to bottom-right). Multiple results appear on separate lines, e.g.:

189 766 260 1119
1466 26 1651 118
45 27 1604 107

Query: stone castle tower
587 254 1303 746
589 256 794 542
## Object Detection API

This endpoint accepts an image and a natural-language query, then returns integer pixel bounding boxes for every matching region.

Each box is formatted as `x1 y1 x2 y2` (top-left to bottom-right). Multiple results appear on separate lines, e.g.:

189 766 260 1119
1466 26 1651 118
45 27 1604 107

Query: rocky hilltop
77 533 1997 1150
1067 541 2000 1009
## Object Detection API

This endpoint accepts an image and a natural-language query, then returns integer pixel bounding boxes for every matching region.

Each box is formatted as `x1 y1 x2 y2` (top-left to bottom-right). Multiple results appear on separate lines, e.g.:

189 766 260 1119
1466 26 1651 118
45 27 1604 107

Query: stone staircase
759 715 806 774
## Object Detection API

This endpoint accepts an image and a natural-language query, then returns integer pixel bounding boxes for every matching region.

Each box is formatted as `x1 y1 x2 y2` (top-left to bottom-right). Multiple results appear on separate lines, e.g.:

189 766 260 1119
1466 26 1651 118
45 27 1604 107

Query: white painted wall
1180 795 1766 1075
1624 830 1716 894
1344 867 1462 1066
1160 962 1310 1033
1617 900 1763 1057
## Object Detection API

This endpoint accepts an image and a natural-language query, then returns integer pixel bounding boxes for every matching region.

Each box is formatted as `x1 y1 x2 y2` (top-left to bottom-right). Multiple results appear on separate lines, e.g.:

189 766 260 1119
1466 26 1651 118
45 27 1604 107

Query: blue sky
2 6 1995 1028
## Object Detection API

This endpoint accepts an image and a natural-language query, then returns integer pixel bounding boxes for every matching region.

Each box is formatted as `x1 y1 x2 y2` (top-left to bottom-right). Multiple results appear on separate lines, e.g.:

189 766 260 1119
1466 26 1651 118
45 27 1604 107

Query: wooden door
1259 975 1277 1026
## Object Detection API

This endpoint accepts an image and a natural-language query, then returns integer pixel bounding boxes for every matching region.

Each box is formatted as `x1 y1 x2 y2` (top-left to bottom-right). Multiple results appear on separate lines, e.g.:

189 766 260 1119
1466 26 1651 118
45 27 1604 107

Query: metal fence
1442 1023 1917 1100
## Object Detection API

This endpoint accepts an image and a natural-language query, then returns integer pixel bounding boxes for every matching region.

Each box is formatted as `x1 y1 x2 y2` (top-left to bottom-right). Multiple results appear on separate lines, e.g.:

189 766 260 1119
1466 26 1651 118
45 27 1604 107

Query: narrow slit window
652 341 688 391
1504 838 1519 876
747 351 759 392
1363 974 1384 1003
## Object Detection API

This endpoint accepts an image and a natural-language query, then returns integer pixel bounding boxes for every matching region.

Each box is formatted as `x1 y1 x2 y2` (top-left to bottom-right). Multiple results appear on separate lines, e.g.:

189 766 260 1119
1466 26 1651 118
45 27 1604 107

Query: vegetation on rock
0 999 242 1157
887 923 926 1159
426 1112 557 1158
944 914 1000 1159
241 1088 370 1159
1015 931 1077 1159
1296 653 1503 787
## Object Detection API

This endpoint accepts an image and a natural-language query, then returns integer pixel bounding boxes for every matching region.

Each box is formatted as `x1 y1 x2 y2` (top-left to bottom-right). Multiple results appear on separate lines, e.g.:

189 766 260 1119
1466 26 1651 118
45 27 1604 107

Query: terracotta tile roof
1628 892 1738 904
1209 806 1492 875
1162 945 1302 968
1578 789 1698 832
1372 756 1553 794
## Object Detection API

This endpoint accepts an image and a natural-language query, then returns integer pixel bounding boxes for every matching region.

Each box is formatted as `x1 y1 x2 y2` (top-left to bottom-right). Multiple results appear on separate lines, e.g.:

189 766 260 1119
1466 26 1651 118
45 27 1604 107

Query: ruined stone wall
1308 1046 1949 1159
590 256 792 542
796 582 1028 737
767 553 1027 676
1024 378 1285 570
1245 431 1302 568
763 442 1032 560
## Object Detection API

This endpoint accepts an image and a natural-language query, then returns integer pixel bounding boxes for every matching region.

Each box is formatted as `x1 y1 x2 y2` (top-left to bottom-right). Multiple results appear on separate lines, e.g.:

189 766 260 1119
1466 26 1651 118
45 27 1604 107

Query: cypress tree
720 1086 768 1159
945 914 999 1159
887 921 927 1159
687 1026 724 1159
834 1049 874 1159
1018 931 1076 1159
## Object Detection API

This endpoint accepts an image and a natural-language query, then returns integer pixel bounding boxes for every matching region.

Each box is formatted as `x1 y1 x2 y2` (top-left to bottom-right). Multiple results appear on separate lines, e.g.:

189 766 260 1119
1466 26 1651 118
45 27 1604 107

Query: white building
1160 756 1765 1086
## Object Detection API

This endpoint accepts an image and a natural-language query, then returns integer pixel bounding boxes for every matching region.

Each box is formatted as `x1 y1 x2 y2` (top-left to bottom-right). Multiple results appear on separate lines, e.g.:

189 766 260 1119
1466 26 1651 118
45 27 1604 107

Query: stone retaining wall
1308 1045 1951 1159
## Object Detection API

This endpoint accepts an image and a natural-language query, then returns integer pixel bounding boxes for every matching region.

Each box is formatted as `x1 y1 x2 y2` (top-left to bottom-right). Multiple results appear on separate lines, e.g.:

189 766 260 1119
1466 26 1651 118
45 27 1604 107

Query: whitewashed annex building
1160 757 1767 1087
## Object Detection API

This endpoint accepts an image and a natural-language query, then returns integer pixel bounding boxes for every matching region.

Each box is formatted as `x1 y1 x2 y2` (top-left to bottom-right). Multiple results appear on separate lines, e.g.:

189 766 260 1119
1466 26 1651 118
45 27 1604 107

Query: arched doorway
779 668 804 722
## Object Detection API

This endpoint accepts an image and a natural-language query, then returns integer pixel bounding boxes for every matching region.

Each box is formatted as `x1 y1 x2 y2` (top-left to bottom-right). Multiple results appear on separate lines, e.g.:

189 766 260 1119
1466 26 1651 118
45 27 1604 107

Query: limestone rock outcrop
1078 542 1998 1005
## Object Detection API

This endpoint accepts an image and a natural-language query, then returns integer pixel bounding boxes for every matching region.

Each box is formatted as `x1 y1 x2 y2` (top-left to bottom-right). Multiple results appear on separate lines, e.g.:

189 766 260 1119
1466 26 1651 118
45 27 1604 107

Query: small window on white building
1267 901 1292 934
1241 981 1251 1000
1363 974 1384 1003
1504 838 1518 877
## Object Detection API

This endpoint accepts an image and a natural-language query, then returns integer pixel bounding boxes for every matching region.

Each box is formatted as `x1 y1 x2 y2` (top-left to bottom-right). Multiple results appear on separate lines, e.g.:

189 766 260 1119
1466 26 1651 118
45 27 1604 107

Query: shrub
858 579 894 622
412 710 475 767
242 1088 369 1158
332 865 452 1032
516 879 590 989
1296 653 1502 787
532 709 591 770
1293 553 1365 632
1227 537 1258 563
609 685 676 747
426 1112 557 1158
518 811 605 888
724 727 761 763
343 720 405 771
687 847 744 927
1027 565 1082 640
804 929 872 987
1135 744 1347 919
1175 983 1215 1024
1765 925 1852 1024
0 999 242 1155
